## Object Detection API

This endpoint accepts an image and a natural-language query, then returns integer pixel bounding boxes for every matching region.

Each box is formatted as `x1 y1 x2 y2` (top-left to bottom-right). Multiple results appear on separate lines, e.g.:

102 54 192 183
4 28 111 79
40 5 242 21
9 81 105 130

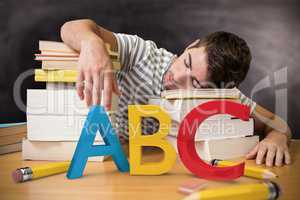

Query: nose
175 67 192 88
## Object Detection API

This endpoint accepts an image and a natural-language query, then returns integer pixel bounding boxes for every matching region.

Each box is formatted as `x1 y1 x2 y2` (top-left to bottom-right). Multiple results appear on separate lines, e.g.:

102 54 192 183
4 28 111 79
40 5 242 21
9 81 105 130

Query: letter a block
128 105 176 175
67 105 129 179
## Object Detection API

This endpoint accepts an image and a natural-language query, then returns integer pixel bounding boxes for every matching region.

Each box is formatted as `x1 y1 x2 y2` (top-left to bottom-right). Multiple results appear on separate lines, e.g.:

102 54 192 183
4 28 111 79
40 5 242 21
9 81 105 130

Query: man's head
163 31 252 89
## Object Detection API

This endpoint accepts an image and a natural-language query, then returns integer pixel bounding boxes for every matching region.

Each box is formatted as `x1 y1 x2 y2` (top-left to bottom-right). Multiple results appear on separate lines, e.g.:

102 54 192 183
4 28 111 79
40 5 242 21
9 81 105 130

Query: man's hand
246 131 291 167
77 37 119 110
60 19 120 110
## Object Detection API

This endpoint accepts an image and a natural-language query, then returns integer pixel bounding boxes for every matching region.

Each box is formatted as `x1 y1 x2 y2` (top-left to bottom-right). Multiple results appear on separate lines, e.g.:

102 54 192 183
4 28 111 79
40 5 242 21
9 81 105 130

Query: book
39 40 77 53
46 82 76 90
40 60 121 71
36 51 79 57
161 88 240 100
0 123 27 147
169 118 254 140
35 68 121 84
22 139 104 161
27 89 118 116
34 69 77 82
36 56 79 61
26 88 117 141
38 41 119 64
0 123 26 137
0 132 26 146
39 40 118 58
167 135 259 161
0 142 22 155
27 88 87 116
36 40 120 71
149 97 239 122
0 122 26 128
26 114 105 141
35 55 119 62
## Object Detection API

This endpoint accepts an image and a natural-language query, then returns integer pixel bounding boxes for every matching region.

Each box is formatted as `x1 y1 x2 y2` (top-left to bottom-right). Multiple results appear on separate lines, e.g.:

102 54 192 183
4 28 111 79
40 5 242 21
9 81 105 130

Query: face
163 40 208 90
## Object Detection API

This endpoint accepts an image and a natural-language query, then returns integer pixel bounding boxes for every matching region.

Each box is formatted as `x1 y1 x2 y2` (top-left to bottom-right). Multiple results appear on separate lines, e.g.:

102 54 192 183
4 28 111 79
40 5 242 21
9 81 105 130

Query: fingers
76 71 84 100
79 67 116 108
81 68 103 107
265 146 276 167
254 143 291 167
252 134 291 167
112 74 121 95
284 150 291 165
275 148 284 167
103 69 113 110
246 144 259 159
92 72 101 105
256 145 267 165
84 72 93 107
76 39 117 107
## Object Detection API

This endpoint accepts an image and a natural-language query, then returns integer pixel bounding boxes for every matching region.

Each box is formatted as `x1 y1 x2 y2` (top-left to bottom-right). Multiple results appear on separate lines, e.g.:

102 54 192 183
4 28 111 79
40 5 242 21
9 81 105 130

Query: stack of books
34 41 120 82
149 88 258 161
23 41 120 161
35 40 120 70
0 123 26 155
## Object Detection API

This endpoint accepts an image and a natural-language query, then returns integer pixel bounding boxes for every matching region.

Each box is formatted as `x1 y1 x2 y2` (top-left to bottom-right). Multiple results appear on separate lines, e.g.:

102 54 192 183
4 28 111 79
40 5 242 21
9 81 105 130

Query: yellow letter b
128 105 176 175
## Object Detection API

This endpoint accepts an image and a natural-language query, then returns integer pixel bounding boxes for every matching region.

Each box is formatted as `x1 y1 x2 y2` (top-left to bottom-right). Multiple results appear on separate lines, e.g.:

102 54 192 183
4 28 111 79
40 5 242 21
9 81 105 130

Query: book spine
35 76 76 83
166 136 210 161
0 143 22 155
46 83 76 90
40 61 120 70
205 136 259 160
170 118 254 140
27 89 118 116
26 114 108 141
22 139 104 162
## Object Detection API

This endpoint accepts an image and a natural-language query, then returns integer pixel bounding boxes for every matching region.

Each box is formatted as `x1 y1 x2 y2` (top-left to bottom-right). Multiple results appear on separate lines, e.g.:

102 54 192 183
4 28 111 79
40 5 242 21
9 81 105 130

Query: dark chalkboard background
1 0 300 138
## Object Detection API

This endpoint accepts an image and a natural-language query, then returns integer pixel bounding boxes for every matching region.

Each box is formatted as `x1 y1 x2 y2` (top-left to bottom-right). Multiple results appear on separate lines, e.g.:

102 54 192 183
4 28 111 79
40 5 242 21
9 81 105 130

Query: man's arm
60 19 119 108
246 104 292 167
61 19 117 51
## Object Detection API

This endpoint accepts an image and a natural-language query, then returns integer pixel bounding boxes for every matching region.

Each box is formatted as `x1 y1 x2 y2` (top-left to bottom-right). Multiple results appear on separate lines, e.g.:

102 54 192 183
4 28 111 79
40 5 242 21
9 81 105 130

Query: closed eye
184 53 192 70
184 53 202 89
191 76 202 89
184 59 191 70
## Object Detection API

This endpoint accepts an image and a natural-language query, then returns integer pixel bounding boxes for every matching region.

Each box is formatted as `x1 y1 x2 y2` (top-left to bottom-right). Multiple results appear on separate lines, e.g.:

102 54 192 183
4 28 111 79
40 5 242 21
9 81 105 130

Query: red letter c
177 100 249 180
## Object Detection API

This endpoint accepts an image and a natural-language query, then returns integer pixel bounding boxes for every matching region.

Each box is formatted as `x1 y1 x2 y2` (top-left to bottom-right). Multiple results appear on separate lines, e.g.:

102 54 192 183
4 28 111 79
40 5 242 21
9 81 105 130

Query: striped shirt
113 33 256 139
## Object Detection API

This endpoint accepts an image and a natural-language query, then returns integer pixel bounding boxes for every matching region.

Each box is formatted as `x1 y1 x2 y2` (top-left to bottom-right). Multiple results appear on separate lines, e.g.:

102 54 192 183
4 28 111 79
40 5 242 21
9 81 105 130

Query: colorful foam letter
177 100 249 180
128 105 176 175
67 105 129 179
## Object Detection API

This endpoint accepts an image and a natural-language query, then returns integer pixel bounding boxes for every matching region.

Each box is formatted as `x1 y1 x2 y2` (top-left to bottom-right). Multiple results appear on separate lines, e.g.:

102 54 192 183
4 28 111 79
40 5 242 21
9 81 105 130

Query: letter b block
128 105 176 175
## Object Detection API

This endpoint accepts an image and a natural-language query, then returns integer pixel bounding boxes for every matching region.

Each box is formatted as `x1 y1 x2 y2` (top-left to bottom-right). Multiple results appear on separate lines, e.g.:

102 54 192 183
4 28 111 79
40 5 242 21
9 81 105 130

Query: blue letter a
67 105 129 179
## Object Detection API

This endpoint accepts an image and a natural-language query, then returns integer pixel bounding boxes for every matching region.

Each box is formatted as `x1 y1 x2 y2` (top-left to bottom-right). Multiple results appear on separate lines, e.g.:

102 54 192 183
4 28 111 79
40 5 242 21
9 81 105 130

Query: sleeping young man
60 19 292 167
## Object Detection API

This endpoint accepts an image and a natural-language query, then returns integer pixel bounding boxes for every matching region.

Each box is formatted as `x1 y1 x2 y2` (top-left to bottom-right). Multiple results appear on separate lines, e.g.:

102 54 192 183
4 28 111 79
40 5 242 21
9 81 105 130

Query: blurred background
1 0 299 138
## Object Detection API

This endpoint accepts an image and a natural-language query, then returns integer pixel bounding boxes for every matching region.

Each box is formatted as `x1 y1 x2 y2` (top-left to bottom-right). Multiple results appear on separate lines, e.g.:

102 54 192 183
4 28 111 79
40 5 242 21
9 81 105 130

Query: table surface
0 141 299 200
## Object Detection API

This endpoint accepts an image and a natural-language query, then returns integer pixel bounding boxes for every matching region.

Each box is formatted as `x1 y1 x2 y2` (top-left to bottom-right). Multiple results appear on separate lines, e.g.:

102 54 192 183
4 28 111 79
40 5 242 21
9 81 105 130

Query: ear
185 39 201 51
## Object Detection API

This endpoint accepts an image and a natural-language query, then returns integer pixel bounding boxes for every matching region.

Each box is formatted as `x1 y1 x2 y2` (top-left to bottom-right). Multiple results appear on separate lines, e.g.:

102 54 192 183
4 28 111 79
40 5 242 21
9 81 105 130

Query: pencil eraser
12 169 23 183
178 178 207 194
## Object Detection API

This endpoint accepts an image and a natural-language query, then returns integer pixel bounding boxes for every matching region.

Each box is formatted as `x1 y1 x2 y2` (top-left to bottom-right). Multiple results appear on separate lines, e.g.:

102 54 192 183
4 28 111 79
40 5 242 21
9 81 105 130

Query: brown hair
192 31 252 88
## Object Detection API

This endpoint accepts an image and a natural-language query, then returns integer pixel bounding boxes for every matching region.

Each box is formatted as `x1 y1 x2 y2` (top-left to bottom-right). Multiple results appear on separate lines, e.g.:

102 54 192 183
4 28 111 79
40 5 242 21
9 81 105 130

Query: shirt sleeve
239 92 257 114
113 33 149 71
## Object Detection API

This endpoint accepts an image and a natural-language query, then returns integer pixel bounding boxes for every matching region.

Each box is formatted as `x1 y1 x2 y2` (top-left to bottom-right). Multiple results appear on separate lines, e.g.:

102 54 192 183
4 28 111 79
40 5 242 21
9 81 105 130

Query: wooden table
0 141 299 200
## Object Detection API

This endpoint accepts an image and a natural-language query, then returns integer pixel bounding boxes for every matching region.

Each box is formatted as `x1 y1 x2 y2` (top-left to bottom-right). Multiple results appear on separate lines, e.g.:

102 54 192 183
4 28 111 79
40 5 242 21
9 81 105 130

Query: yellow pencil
211 159 277 179
183 181 280 200
12 162 70 183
